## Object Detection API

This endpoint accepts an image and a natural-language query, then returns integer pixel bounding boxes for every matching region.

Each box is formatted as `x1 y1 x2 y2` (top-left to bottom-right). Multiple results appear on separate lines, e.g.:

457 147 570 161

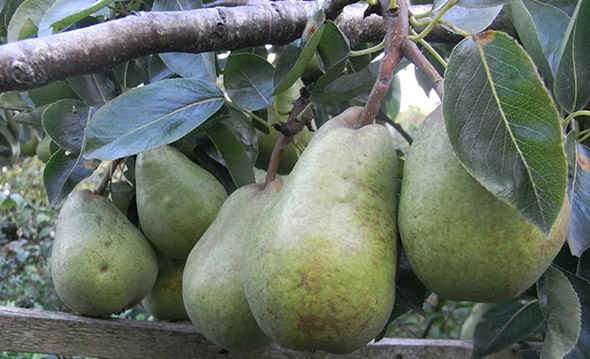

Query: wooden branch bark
0 306 530 359
0 2 515 93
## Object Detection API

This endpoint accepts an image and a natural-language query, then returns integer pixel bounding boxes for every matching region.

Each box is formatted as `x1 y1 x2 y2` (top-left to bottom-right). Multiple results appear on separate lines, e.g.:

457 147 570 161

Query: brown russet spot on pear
398 106 570 303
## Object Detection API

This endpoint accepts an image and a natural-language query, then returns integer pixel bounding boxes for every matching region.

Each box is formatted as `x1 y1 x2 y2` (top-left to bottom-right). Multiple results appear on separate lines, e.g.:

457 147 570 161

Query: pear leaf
68 73 117 107
111 61 146 91
312 61 380 104
84 78 224 160
37 0 113 36
472 296 544 359
578 252 590 282
6 0 54 42
562 272 590 359
504 0 570 86
537 266 581 359
28 81 78 107
0 123 19 167
42 99 96 153
205 122 255 188
443 30 567 236
224 53 274 111
566 144 590 256
554 0 590 113
317 21 349 70
159 52 216 83
43 149 100 206
433 0 502 34
0 91 34 111
151 0 202 11
273 24 325 95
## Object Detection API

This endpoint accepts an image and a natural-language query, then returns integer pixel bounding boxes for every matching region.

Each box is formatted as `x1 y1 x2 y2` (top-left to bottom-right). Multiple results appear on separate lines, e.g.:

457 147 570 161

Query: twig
94 159 123 196
377 109 412 144
401 38 443 100
357 0 409 128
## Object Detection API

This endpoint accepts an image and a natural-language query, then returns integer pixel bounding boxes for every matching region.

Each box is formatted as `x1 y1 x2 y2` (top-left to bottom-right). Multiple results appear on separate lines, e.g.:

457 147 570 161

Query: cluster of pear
49 105 569 354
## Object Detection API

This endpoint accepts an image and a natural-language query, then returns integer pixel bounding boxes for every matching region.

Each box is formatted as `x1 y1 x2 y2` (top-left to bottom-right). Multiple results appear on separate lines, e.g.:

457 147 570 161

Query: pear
183 181 281 353
243 107 399 354
135 145 228 259
51 190 158 317
398 106 570 303
36 135 58 163
142 254 189 321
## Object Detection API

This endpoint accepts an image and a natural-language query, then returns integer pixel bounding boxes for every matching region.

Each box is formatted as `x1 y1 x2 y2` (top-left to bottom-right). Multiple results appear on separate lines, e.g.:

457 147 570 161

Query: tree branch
0 2 515 93
402 38 444 100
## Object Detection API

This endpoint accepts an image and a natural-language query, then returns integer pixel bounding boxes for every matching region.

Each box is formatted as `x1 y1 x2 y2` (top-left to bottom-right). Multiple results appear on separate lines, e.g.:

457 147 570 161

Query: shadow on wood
0 306 531 358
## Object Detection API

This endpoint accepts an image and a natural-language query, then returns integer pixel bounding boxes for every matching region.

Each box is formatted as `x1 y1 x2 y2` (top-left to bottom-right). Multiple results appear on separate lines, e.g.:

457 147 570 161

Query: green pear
51 190 158 317
243 107 399 354
135 145 228 259
35 135 58 163
19 128 39 157
398 106 570 303
142 254 189 321
183 182 281 353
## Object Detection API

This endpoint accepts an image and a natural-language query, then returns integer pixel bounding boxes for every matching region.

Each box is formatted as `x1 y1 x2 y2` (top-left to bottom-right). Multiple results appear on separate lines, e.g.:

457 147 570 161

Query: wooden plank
0 306 530 358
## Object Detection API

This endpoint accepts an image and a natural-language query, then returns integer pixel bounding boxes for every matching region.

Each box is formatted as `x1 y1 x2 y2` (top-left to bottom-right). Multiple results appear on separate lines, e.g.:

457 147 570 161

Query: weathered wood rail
0 306 533 358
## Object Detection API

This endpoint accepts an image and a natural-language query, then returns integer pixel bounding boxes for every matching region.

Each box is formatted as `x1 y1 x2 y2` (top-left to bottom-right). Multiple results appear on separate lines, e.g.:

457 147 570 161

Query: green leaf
6 0 54 42
537 266 581 359
0 91 34 110
383 74 401 120
311 61 380 104
443 31 567 236
28 80 78 106
578 251 590 282
42 99 95 152
0 122 19 166
224 53 274 111
554 0 590 113
43 149 100 206
152 0 202 11
37 0 113 36
433 0 502 34
108 181 134 217
205 122 255 188
12 106 45 127
83 78 224 161
148 55 174 83
504 0 570 86
68 73 117 107
221 111 258 164
473 296 544 359
111 60 146 91
566 143 590 256
316 21 349 70
159 52 216 82
273 25 325 95
563 272 589 359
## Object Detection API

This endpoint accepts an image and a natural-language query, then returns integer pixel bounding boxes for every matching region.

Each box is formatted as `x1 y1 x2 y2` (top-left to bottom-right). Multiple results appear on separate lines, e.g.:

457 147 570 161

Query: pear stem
94 158 122 196
401 38 444 100
265 85 314 184
357 0 409 128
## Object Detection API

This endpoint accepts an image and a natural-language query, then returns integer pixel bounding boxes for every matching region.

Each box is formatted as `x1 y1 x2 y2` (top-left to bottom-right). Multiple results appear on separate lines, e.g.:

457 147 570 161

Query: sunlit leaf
538 266 581 359
6 0 53 42
443 30 567 236
84 78 224 160
317 21 349 70
37 0 113 36
433 0 502 34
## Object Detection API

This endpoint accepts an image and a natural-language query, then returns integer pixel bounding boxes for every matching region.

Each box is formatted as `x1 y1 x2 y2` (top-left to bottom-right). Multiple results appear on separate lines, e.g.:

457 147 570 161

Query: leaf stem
562 110 590 128
408 0 457 42
401 38 444 100
349 39 386 57
578 129 590 143
224 100 271 129
410 29 447 68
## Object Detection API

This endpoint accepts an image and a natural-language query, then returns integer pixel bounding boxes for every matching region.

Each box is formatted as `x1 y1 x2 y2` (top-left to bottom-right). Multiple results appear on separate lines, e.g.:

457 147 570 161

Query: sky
397 64 441 113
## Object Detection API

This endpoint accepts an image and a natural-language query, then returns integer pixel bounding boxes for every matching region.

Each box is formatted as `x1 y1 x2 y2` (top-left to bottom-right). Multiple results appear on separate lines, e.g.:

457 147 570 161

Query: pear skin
398 106 569 303
183 182 281 353
243 107 399 354
136 145 228 259
142 254 189 321
51 190 158 317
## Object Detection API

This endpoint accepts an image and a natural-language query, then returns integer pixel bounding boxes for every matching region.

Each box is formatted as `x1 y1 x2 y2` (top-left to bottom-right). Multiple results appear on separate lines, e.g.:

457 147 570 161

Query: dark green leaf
433 0 502 34
312 61 380 104
109 181 134 217
221 111 257 164
205 122 255 188
224 53 274 111
443 31 567 236
554 0 590 113
42 99 95 152
28 81 78 106
111 61 146 90
159 52 216 82
148 55 174 83
6 0 53 42
37 0 113 36
0 91 34 110
84 78 224 160
273 44 301 92
537 266 581 359
563 272 590 359
317 21 349 70
578 251 590 282
0 122 19 166
383 74 401 120
566 144 590 256
68 73 117 107
473 296 544 359
12 106 45 127
504 0 570 86
273 25 325 95
152 0 202 11
43 149 100 206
